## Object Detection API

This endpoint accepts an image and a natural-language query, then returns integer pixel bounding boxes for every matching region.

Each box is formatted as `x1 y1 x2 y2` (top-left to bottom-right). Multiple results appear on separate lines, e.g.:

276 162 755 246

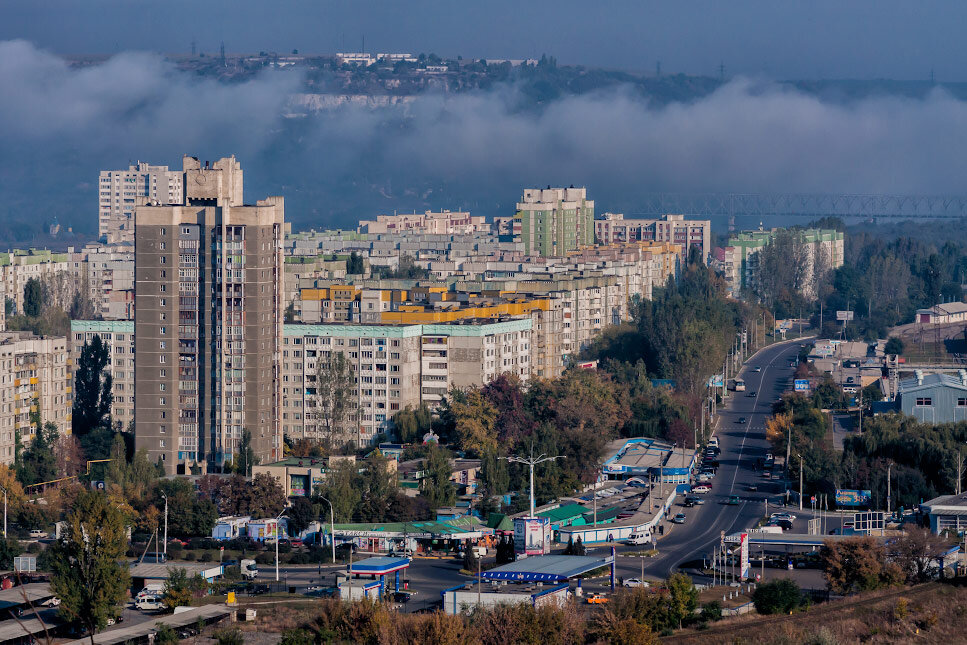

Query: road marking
727 347 785 495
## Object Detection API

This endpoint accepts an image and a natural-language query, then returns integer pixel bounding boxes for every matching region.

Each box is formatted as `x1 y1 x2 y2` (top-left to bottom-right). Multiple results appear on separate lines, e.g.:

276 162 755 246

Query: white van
135 596 164 611
708 437 719 448
625 532 651 545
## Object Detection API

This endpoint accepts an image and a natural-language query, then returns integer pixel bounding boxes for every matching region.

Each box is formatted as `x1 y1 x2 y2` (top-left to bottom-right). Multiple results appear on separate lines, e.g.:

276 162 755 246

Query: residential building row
357 211 488 235
72 317 532 454
718 227 844 299
0 332 72 465
594 213 712 263
0 249 71 319
514 187 595 257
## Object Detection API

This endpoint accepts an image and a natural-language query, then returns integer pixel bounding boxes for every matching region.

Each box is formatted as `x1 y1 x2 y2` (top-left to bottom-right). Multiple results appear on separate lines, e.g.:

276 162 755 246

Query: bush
753 578 804 615
884 337 904 355
700 601 723 622
213 628 244 645
199 551 213 562
182 551 196 561
279 629 314 645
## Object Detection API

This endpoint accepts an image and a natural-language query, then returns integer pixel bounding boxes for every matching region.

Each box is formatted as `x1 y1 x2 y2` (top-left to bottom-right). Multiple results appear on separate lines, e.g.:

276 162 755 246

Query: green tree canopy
72 335 113 436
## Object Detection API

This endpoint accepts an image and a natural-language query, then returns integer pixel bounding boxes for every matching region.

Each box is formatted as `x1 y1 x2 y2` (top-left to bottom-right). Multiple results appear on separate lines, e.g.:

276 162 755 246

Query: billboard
794 379 810 392
13 556 36 573
835 489 872 507
709 374 724 388
514 517 550 556
739 533 750 580
836 310 854 321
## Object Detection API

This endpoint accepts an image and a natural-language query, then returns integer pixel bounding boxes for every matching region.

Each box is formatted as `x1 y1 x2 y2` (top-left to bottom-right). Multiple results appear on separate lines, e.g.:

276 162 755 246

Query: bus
732 378 746 392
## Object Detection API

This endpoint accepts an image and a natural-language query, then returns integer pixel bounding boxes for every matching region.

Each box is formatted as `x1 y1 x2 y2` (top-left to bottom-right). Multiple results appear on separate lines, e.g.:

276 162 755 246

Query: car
249 584 270 596
746 484 758 492
737 417 747 424
762 470 772 478
391 591 414 603
693 485 711 494
290 538 304 547
28 529 48 540
753 366 762 372
671 513 686 524
682 499 694 508
167 538 187 547
770 512 797 521
41 597 60 607
622 578 650 588
625 477 648 488
685 495 705 505
726 495 741 506
586 593 610 604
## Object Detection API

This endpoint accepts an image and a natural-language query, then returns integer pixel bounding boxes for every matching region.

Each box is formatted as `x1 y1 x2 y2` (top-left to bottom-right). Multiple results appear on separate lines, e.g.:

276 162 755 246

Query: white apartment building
282 319 531 446
357 211 488 235
70 320 136 432
98 162 183 244
0 332 72 465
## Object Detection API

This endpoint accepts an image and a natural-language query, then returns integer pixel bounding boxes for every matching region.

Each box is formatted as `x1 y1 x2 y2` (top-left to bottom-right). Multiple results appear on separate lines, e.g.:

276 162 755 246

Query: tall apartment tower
513 187 594 256
134 156 284 475
99 162 184 244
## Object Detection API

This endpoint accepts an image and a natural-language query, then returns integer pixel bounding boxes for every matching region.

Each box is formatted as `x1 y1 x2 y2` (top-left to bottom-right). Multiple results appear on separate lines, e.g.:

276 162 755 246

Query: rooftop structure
480 555 613 582
898 371 967 424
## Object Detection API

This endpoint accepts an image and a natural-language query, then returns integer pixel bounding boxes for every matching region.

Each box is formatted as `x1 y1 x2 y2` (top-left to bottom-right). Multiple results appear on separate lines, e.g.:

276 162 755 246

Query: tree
665 572 698 628
286 496 314 536
313 459 361 522
884 337 905 355
444 387 498 457
0 538 23 569
72 335 113 436
421 444 456 510
820 537 903 595
18 421 59 486
346 252 365 274
162 567 207 610
154 478 217 538
480 446 510 497
247 473 287 518
23 278 42 317
889 527 951 583
700 601 723 622
315 352 355 449
278 629 315 645
49 490 130 643
231 429 259 477
752 579 803 614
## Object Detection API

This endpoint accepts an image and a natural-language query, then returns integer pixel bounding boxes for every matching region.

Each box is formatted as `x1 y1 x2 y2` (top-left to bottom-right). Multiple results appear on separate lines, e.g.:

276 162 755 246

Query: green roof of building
326 518 485 536
486 513 513 532
537 503 588 523
582 506 622 523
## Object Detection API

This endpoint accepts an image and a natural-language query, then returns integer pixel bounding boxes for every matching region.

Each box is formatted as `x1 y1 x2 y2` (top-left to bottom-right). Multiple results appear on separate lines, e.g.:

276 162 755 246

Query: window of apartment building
391 352 400 360
958 398 967 407
916 397 933 406
391 378 400 385
160 228 166 235
160 425 166 434
159 397 166 406
159 369 166 378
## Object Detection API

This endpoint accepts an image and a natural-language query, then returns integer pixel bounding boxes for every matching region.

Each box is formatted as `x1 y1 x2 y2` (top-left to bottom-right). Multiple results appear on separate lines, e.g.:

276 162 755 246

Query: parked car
586 594 609 604
391 591 414 603
289 538 304 547
693 485 712 494
41 597 60 607
671 513 687 524
28 529 48 540
771 512 797 522
623 578 649 588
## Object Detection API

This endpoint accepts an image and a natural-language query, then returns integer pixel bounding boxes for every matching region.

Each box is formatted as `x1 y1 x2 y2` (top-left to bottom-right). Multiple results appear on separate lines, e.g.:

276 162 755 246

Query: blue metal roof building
480 555 613 583
898 371 967 424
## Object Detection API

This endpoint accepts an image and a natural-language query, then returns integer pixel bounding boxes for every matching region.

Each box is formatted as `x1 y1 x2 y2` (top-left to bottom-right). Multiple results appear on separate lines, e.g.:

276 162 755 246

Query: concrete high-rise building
514 188 594 256
99 163 184 244
134 156 284 474
595 213 712 263
70 320 136 432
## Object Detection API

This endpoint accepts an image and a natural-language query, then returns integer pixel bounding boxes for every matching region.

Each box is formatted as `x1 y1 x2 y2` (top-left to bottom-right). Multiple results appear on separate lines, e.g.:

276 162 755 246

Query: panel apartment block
134 156 284 474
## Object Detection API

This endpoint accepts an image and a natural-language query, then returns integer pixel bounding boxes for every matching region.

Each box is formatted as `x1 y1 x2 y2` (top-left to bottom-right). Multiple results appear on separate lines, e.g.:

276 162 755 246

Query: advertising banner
835 489 872 507
794 379 810 392
513 517 550 556
739 532 750 580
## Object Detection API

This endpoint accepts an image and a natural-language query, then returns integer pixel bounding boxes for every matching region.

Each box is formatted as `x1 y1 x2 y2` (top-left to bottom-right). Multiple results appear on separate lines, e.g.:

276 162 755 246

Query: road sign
836 310 854 321
794 379 810 392
739 533 750 580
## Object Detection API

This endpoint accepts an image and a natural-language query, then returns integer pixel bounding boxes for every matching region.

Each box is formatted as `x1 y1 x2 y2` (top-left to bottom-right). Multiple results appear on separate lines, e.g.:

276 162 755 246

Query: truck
241 559 258 580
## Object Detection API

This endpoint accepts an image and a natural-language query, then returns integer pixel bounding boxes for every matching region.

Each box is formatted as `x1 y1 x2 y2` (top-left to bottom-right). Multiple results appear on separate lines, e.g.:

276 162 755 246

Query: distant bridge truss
631 193 967 220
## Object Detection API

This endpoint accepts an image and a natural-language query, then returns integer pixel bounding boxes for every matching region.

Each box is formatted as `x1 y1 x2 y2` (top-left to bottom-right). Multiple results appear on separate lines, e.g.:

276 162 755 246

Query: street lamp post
161 493 168 557
501 451 564 517
318 496 336 564
0 486 6 540
275 508 287 582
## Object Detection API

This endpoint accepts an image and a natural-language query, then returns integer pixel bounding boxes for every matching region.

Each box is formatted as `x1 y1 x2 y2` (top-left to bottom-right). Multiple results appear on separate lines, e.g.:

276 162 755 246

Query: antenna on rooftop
220 41 226 66
191 38 197 56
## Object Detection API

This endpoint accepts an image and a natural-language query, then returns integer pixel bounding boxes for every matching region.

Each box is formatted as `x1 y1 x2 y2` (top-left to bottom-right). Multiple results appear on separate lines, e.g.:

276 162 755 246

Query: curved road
615 338 806 581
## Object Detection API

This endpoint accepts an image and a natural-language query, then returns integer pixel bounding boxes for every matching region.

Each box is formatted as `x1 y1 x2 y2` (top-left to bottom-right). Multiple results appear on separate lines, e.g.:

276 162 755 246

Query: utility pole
887 463 892 515
799 456 803 511
275 509 287 582
161 493 168 557
320 496 336 564
958 449 964 496
502 451 564 518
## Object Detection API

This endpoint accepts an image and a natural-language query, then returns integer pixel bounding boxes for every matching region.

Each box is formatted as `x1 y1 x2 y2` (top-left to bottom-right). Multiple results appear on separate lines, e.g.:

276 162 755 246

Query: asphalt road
611 338 807 582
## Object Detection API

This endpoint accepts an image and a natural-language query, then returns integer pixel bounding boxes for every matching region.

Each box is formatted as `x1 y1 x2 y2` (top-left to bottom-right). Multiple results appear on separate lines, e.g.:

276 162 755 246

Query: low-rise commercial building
0 332 72 465
915 302 967 325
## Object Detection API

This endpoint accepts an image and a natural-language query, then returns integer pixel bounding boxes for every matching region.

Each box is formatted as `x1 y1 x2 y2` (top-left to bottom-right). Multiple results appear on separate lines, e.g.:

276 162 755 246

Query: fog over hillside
2 40 967 244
